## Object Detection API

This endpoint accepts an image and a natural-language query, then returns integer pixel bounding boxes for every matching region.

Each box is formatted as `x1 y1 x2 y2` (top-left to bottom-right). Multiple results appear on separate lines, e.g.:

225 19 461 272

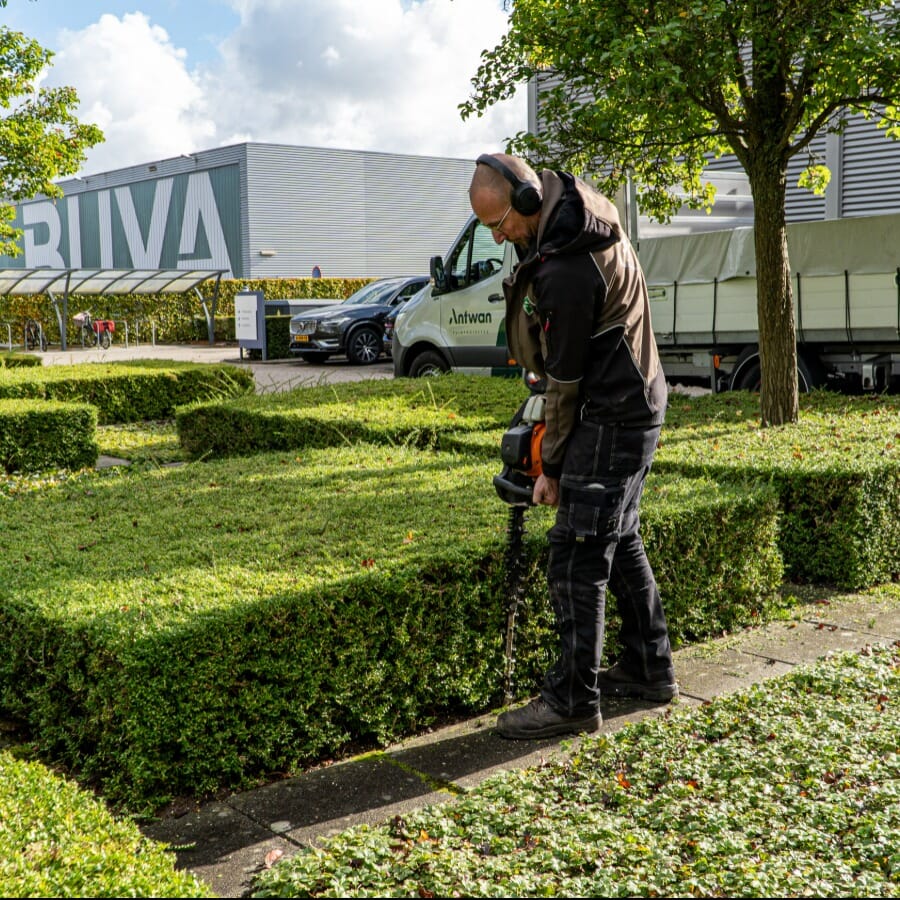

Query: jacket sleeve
532 253 607 478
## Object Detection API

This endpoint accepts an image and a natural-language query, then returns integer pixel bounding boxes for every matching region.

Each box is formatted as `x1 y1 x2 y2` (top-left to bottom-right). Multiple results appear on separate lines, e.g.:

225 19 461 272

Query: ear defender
476 154 542 216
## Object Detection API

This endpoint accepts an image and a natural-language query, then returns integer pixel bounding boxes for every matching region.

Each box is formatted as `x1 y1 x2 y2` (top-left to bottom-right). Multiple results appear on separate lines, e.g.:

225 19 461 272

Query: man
469 153 678 740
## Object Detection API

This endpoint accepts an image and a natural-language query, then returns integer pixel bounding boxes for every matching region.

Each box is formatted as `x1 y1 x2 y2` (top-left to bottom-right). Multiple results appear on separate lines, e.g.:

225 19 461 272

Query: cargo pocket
557 478 625 542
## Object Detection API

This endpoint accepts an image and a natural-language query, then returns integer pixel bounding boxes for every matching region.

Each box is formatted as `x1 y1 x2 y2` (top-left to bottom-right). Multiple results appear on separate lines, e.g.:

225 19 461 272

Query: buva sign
2 166 240 277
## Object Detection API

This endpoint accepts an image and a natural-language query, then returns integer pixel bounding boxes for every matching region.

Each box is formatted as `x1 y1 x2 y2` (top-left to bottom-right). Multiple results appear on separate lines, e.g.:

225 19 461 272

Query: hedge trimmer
492 388 546 703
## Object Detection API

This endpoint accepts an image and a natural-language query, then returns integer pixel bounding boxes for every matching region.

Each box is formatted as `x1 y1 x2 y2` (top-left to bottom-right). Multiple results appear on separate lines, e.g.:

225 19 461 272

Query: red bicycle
73 310 115 349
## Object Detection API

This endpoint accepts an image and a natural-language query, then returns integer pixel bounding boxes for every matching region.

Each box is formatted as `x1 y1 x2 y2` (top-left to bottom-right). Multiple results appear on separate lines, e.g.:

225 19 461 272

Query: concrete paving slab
228 754 446 848
141 800 293 899
673 644 794 701
735 617 886 664
388 700 668 791
96 455 131 469
799 596 900 640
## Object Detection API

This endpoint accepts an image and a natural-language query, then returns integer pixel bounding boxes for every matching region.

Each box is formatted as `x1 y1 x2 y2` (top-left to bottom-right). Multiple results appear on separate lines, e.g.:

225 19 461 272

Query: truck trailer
392 210 900 393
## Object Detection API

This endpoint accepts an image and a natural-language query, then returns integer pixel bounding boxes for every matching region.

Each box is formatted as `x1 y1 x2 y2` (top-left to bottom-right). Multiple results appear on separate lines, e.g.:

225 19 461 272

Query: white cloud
47 13 216 175
41 0 526 176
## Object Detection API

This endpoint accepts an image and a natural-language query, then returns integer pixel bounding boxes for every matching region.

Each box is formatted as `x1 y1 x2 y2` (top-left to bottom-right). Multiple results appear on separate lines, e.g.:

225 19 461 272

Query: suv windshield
344 280 403 306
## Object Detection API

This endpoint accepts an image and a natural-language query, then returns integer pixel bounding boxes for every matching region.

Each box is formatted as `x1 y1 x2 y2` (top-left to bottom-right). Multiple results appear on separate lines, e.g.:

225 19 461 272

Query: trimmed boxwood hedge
0 750 211 898
0 446 781 812
176 374 528 459
0 351 41 368
0 399 99 473
0 360 254 424
655 390 900 588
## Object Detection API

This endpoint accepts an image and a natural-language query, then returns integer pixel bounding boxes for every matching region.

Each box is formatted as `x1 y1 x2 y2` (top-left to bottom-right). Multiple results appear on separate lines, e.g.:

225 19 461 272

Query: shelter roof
0 268 226 296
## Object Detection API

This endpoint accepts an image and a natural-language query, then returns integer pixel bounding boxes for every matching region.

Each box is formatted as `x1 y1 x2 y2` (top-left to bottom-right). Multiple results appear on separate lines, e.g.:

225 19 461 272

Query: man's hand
532 473 560 507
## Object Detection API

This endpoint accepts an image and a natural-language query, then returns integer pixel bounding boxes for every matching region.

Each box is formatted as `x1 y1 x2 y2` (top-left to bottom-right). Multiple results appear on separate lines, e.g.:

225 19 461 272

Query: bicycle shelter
0 268 226 351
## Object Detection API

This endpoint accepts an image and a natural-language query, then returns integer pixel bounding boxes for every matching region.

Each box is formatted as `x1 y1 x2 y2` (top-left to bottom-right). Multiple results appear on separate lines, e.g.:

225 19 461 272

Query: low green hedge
0 399 98 473
176 373 529 459
0 360 254 425
0 352 41 368
179 378 900 590
0 447 781 812
655 391 900 588
0 750 211 898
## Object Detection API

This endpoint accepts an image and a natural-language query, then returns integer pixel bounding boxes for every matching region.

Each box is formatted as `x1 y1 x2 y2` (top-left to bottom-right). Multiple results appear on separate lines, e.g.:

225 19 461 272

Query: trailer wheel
729 348 825 392
409 350 449 377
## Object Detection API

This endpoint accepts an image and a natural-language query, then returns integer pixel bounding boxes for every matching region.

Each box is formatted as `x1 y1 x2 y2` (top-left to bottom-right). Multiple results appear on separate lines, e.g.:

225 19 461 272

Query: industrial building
0 142 480 280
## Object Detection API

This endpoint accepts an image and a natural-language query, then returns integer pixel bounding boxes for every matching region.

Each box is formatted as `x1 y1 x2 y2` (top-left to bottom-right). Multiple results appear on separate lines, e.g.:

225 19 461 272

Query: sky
3 0 527 177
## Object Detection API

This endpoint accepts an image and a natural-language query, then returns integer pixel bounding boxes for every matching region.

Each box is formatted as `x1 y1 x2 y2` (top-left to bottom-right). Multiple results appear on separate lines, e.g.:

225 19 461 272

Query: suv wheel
346 326 381 364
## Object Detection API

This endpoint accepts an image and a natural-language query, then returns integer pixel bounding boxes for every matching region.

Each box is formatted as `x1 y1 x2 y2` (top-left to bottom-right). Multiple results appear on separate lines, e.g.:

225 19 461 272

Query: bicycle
23 317 48 351
73 310 115 349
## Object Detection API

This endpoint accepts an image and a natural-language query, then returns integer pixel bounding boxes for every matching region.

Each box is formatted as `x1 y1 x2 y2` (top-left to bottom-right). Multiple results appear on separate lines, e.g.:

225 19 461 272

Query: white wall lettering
98 191 113 268
23 202 65 267
66 196 82 268
178 172 233 276
115 179 173 268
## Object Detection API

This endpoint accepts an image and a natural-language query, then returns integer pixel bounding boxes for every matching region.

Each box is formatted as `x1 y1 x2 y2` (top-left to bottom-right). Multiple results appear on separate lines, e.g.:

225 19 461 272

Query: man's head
469 153 542 247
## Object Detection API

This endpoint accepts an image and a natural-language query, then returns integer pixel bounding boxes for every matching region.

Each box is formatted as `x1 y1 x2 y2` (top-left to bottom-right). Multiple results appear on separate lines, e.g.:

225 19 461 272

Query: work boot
496 697 602 740
597 661 679 702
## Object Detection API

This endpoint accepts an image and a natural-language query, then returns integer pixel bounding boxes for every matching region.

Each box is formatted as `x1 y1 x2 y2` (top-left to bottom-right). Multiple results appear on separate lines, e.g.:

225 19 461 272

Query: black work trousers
541 419 674 716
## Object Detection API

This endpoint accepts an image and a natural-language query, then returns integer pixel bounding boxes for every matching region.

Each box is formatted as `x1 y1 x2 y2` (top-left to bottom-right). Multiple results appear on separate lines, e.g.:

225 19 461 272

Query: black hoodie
503 170 667 478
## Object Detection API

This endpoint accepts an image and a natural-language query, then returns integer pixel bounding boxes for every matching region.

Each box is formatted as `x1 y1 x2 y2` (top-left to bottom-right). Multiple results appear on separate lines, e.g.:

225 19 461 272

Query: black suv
288 275 429 364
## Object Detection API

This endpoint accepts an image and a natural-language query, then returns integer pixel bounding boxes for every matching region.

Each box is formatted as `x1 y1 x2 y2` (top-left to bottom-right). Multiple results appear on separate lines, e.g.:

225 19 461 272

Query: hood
536 170 622 257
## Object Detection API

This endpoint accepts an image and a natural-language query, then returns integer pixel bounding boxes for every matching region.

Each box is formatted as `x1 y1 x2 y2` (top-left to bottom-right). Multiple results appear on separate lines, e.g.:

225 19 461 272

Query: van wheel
409 351 449 377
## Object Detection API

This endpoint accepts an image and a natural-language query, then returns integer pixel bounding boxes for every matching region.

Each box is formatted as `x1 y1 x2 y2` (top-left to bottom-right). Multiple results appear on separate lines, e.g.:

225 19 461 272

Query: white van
391 216 519 377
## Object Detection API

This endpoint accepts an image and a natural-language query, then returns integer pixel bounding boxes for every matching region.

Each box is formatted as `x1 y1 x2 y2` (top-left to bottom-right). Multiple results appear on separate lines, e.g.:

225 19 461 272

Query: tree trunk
747 159 799 426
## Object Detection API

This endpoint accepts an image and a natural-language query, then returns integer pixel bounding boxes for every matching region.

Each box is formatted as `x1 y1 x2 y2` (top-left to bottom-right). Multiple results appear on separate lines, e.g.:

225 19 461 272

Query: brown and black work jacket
503 169 667 479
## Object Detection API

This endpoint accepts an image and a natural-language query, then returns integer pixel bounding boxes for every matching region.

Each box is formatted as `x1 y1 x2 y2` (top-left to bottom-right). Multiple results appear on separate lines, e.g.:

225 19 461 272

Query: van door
440 219 514 371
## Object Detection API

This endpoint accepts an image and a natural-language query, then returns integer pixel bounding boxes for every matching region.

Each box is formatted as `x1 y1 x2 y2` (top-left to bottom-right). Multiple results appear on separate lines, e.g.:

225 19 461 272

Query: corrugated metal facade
1 143 479 280
243 144 475 279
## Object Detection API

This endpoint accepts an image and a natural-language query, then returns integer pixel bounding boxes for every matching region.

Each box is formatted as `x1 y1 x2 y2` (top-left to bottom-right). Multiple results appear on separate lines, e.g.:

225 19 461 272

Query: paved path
141 592 900 898
37 341 394 392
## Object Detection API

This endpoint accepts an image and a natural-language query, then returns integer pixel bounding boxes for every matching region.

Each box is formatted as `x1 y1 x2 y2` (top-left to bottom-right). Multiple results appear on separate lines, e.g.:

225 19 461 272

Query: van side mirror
430 255 448 295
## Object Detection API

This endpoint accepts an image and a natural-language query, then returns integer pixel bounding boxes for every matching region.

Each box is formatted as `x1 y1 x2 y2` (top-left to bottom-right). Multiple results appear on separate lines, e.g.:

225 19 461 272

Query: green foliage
95 419 185 467
176 373 529 459
0 442 779 811
0 360 254 424
0 277 370 345
655 391 900 587
0 751 212 898
0 25 103 256
0 351 41 368
253 642 900 899
2 374 897 820
465 0 900 222
0 398 98 473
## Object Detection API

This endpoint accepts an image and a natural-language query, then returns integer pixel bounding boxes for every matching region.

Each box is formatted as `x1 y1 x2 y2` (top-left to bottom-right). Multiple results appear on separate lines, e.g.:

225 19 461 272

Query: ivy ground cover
253 636 900 899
